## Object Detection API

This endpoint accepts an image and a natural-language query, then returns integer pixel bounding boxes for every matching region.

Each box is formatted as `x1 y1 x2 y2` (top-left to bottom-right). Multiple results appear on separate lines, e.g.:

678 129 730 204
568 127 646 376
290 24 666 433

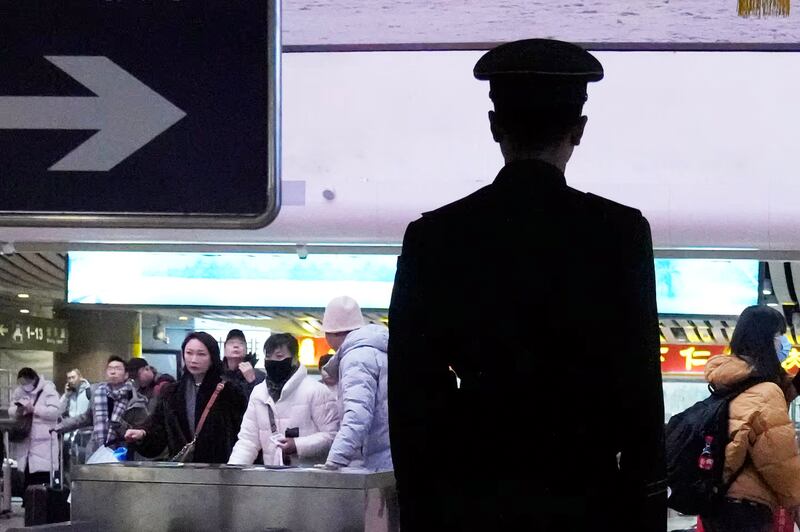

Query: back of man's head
474 39 603 153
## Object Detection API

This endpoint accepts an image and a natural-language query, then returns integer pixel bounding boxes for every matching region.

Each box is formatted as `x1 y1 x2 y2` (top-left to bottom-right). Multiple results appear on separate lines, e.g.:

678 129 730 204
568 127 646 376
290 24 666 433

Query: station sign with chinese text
660 344 727 376
0 314 68 351
661 343 800 376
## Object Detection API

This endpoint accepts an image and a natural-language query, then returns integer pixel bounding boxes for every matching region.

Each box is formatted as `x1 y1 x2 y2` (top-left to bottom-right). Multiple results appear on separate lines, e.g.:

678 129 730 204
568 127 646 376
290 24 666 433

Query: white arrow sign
0 56 186 171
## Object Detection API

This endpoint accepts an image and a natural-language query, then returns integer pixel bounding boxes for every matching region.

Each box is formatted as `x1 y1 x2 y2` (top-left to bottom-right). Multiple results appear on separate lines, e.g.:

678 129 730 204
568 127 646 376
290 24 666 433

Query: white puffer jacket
228 364 339 467
8 378 61 474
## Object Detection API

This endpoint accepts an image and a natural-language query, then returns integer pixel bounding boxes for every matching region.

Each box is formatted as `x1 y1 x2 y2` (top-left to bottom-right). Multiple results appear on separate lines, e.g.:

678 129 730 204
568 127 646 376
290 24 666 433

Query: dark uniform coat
388 159 667 531
136 369 246 464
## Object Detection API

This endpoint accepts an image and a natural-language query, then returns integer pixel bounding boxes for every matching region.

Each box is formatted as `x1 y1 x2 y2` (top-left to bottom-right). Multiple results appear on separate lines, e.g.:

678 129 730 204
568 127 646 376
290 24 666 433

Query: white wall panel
1 50 798 250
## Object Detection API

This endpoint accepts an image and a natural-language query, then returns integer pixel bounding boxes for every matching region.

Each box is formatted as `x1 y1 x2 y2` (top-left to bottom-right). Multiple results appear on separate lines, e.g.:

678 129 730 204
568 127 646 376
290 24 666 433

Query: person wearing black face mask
228 333 340 467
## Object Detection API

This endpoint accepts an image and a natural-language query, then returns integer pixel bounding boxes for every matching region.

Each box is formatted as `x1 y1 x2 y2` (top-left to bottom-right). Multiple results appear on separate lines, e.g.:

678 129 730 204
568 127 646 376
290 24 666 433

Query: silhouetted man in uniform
388 39 667 532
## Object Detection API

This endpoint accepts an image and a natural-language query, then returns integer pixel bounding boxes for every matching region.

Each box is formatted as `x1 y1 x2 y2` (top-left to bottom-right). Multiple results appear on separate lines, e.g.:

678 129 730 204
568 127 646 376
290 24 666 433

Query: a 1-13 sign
0 0 280 228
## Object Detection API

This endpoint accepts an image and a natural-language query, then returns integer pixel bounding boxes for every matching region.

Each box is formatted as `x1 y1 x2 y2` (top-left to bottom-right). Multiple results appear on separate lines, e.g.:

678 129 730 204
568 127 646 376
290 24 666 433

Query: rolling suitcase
24 432 69 525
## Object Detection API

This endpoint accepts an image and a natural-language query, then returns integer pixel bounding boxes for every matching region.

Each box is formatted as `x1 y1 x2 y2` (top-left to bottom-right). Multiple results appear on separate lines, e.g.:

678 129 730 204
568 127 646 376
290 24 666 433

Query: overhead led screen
655 259 759 316
67 252 397 309
68 253 759 315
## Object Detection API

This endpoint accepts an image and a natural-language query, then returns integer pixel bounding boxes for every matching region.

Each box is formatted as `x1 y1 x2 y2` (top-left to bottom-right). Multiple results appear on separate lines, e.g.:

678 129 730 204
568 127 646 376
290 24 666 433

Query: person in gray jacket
59 368 93 471
320 296 392 471
59 368 91 419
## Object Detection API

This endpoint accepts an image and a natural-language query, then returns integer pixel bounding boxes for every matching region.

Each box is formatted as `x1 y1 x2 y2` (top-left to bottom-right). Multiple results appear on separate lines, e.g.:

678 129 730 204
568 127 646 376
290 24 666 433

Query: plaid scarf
92 382 133 446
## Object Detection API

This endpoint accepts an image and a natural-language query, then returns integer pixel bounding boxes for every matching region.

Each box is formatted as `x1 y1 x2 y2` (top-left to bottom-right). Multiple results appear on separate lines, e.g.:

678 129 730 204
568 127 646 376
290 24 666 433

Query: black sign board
0 0 280 228
0 314 68 351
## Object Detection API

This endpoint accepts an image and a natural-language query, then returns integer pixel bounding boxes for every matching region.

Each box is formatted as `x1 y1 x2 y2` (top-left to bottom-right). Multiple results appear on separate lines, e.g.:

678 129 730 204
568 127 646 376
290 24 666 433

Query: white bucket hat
322 296 365 333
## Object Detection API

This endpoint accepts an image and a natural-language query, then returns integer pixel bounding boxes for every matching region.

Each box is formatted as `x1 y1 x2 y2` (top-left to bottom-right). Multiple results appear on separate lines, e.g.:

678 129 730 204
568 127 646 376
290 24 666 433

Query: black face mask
265 358 294 382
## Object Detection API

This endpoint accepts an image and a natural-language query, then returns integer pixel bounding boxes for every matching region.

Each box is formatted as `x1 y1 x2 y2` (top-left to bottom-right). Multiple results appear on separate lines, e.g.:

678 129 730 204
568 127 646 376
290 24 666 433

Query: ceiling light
304 318 321 328
178 316 189 321
17 293 29 299
768 302 780 307
299 338 316 366
19 309 30 314
300 322 317 335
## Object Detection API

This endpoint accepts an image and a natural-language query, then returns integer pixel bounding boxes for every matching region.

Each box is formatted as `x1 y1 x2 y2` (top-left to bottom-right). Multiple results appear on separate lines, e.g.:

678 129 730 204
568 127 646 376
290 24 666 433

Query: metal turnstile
72 462 399 532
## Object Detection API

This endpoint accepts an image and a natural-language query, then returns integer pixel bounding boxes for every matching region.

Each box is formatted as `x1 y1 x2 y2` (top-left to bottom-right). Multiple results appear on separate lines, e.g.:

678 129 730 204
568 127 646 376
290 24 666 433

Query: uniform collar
493 159 568 191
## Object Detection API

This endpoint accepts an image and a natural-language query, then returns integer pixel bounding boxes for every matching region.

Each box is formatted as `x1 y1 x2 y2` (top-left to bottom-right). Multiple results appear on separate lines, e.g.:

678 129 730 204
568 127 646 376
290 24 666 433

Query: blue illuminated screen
655 259 759 316
68 253 759 315
67 252 398 308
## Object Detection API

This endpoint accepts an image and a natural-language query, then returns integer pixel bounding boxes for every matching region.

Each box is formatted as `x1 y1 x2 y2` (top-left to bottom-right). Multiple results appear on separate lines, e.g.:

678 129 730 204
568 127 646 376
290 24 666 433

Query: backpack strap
715 377 769 496
711 376 769 398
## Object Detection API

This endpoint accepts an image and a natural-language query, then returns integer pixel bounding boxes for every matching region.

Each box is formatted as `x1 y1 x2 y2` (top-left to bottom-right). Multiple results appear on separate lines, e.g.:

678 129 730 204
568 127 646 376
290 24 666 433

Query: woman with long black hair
125 331 246 463
700 305 800 532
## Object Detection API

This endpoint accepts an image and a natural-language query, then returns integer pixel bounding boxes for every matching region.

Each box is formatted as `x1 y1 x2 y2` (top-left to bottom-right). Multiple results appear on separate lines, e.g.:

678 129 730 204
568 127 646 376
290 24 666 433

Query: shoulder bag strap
193 383 225 439
29 389 43 415
266 403 278 434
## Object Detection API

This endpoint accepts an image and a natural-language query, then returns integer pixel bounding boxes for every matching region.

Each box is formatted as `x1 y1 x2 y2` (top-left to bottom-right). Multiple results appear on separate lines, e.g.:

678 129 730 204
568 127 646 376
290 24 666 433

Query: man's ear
571 116 588 146
489 110 505 143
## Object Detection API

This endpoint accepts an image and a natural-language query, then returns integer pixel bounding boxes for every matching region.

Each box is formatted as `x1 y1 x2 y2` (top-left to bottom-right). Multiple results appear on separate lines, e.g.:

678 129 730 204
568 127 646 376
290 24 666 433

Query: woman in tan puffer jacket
701 305 800 532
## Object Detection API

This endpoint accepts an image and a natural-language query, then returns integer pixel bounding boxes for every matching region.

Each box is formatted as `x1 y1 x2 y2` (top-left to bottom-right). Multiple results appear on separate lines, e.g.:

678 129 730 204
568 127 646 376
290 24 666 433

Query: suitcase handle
49 431 63 490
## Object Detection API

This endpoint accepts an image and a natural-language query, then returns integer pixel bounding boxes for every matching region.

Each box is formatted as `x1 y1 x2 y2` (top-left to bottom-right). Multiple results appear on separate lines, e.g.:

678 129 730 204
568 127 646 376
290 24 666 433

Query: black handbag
9 390 42 442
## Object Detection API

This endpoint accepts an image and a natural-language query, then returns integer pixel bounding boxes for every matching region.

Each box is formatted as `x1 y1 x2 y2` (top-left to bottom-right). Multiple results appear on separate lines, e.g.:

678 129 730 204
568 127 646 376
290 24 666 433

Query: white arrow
0 325 7 337
0 56 186 172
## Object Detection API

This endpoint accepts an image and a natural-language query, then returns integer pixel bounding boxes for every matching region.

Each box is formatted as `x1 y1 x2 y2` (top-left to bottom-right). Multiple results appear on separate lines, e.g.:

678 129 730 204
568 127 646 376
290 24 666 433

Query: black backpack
665 377 765 515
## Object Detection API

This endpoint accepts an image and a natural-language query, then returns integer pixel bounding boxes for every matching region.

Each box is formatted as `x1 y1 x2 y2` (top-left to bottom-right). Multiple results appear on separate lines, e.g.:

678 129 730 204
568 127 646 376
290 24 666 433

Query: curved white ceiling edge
0 51 798 251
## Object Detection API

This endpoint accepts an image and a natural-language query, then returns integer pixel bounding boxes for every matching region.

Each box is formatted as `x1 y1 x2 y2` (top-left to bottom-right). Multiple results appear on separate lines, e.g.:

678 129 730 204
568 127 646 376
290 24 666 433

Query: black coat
388 160 667 532
136 369 246 464
222 353 266 398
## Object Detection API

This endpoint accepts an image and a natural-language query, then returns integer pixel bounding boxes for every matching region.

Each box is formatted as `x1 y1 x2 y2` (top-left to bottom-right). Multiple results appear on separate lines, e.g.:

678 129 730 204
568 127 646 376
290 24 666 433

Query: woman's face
18 378 35 391
184 339 213 376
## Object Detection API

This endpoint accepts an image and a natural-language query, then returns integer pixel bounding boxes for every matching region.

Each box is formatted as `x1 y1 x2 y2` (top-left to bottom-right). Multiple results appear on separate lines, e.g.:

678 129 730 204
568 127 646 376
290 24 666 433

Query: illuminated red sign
660 344 728 375
661 344 800 376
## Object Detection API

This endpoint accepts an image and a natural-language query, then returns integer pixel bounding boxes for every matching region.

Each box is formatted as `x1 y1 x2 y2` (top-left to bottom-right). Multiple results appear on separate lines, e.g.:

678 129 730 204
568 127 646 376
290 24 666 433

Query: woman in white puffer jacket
228 334 339 467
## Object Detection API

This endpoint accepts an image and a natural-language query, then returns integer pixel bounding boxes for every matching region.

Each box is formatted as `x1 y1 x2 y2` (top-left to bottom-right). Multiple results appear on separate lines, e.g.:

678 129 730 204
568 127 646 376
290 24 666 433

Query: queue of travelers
10 298 800 532
0 298 382 472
